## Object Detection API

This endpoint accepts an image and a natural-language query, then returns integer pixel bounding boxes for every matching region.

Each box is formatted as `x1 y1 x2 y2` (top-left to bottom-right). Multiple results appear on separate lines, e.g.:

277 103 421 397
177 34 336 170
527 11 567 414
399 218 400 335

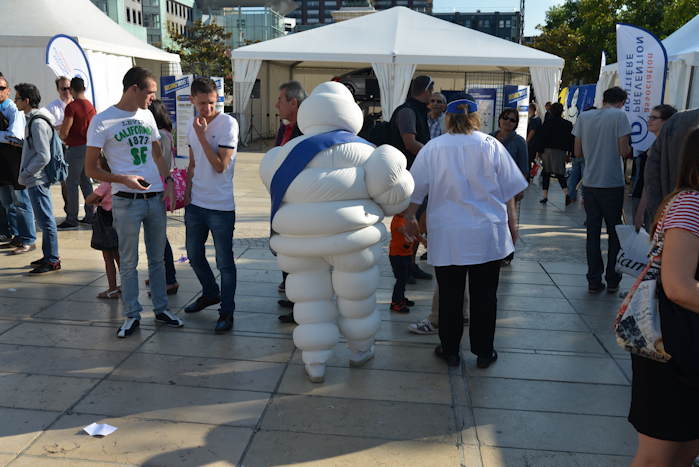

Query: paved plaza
0 149 636 466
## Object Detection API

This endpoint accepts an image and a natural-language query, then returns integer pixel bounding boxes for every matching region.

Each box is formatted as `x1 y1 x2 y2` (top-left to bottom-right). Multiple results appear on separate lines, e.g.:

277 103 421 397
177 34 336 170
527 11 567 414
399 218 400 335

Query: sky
432 0 566 36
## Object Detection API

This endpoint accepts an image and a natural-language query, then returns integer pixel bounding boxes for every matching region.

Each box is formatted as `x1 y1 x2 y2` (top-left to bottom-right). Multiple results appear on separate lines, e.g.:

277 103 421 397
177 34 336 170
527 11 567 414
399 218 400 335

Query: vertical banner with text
503 85 530 139
616 23 668 151
467 88 497 135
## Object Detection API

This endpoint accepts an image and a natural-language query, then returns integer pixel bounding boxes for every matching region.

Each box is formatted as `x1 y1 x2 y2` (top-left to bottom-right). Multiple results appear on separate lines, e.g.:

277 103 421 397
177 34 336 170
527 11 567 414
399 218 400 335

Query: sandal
97 288 121 299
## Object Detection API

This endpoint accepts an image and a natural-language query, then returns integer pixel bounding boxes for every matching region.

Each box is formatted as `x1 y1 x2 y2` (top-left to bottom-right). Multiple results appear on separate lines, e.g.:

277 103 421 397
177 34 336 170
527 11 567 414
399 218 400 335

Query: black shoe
411 265 432 280
278 312 295 324
117 318 140 338
0 237 21 249
477 350 498 369
434 345 461 367
78 217 93 224
588 283 606 294
57 221 79 230
278 299 294 309
539 198 548 204
30 257 47 267
402 298 415 307
607 284 620 294
29 261 61 274
185 296 221 313
214 315 234 334
154 310 184 327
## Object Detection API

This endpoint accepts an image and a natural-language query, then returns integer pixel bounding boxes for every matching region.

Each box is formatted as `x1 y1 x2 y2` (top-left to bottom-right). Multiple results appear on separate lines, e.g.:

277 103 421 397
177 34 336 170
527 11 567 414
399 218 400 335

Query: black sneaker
278 312 295 324
214 315 234 334
588 283 606 294
30 257 47 267
434 345 460 367
29 261 61 274
78 217 93 224
155 310 184 327
476 350 498 369
411 265 432 280
117 318 140 338
402 298 415 307
0 237 21 249
184 296 221 313
539 198 548 204
57 221 79 230
607 284 620 294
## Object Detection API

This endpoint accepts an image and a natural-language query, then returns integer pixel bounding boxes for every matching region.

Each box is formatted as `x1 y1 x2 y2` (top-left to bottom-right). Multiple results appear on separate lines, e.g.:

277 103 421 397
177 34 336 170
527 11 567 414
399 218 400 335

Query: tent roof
662 14 699 64
1 0 179 63
232 7 563 69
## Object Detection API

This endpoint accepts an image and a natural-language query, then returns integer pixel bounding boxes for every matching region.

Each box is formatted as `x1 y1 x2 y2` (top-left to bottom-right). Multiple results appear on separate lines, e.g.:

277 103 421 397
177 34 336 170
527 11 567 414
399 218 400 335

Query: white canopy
0 0 181 112
232 7 564 121
596 15 699 110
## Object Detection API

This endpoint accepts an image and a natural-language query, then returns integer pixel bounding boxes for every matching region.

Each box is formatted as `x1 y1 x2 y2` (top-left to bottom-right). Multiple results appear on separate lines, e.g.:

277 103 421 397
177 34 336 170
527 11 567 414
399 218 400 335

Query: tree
166 20 233 95
531 0 697 85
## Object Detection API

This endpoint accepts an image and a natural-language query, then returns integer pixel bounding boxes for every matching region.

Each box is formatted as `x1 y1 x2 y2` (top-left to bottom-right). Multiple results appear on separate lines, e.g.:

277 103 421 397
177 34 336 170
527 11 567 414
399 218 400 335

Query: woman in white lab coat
402 94 528 368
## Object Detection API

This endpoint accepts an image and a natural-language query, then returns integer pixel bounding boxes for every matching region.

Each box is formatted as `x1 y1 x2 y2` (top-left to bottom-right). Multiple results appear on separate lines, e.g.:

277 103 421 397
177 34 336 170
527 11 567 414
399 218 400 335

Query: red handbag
163 168 187 211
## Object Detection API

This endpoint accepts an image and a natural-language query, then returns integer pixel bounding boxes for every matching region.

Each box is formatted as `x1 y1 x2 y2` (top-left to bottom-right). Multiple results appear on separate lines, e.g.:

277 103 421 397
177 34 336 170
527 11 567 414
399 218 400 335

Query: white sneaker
155 310 184 327
117 318 140 338
408 319 438 335
349 346 375 367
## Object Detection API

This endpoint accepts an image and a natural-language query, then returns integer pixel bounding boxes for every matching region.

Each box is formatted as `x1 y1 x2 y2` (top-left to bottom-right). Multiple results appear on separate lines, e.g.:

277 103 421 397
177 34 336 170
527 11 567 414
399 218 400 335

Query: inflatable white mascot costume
260 82 414 383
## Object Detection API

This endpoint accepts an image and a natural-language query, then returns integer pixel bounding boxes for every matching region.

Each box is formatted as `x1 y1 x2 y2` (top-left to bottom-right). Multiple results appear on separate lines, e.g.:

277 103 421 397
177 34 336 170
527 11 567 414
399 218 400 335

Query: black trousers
542 171 567 191
582 186 624 287
389 255 412 303
435 260 502 357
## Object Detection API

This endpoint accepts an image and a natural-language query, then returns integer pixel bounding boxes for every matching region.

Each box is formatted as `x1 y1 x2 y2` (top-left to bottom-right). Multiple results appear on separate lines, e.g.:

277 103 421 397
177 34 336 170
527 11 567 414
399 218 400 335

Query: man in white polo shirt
182 77 239 334
85 67 181 338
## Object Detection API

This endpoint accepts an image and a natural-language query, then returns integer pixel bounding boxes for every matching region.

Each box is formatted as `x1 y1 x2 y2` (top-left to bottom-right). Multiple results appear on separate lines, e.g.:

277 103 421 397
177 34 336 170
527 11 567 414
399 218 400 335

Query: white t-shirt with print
86 106 162 194
187 113 238 211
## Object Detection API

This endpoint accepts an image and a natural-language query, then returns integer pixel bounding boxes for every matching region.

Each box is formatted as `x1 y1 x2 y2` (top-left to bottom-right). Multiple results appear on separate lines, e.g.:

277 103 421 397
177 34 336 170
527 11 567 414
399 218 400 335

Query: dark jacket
645 109 699 218
535 116 573 154
274 121 303 147
388 97 430 169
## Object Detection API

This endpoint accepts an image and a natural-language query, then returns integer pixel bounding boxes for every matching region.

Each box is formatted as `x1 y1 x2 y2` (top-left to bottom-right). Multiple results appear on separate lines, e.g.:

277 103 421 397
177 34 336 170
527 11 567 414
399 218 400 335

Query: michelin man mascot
260 82 414 383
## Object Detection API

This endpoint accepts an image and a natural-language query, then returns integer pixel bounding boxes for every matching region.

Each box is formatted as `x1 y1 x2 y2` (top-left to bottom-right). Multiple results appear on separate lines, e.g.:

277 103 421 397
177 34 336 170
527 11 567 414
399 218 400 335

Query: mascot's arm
364 144 414 216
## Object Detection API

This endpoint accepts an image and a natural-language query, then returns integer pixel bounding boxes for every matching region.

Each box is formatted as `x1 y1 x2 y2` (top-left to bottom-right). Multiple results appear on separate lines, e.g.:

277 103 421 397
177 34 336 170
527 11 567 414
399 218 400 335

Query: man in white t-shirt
85 67 181 338
181 77 239 334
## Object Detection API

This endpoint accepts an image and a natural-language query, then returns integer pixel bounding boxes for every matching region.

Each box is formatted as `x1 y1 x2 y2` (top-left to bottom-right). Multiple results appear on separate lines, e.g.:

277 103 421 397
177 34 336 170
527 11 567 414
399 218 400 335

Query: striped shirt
658 191 699 238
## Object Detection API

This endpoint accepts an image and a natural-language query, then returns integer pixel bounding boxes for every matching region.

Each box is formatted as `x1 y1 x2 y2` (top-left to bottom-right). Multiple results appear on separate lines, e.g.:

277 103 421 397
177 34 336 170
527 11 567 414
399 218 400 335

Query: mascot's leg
328 244 382 367
278 253 337 383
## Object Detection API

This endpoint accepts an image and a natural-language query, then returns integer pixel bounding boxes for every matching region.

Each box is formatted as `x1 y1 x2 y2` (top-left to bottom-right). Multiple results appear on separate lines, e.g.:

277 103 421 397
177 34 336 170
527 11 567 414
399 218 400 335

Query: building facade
141 0 195 49
433 11 523 43
91 0 148 41
288 0 432 27
201 7 286 49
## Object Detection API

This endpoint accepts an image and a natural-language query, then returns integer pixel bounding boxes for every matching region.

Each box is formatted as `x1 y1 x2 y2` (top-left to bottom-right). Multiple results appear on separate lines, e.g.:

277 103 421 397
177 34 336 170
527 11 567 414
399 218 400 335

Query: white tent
596 15 699 110
231 7 564 126
0 0 181 112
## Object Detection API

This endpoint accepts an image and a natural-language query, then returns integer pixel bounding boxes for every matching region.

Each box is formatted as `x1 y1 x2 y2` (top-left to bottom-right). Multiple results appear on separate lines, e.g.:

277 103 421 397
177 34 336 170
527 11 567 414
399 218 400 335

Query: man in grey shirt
572 87 631 293
644 108 699 220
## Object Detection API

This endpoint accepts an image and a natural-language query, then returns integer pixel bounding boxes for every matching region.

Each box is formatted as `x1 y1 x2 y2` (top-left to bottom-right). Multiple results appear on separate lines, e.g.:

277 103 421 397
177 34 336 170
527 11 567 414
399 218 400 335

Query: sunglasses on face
0 86 6 91
61 87 71 91
501 117 517 123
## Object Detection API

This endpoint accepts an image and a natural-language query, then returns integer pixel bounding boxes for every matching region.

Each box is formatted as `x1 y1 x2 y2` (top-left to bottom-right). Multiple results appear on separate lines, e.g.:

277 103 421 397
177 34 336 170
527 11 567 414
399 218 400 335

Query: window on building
505 20 511 27
483 19 490 28
126 8 131 22
138 11 142 25
166 1 169 13
498 20 504 28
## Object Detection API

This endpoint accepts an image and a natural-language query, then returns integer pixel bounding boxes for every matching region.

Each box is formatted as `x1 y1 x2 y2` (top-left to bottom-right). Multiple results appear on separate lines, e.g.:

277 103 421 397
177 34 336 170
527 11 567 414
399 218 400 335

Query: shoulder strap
27 114 55 142
269 130 373 223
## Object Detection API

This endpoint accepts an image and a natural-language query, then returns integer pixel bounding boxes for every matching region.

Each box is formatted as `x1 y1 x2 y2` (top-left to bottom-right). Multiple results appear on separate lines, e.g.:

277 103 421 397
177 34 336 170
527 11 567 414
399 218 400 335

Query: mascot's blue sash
269 130 373 223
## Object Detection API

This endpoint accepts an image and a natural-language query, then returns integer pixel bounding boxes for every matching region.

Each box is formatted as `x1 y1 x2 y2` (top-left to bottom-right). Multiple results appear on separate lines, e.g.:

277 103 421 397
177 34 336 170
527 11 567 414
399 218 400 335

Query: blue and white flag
45 34 95 106
616 23 668 151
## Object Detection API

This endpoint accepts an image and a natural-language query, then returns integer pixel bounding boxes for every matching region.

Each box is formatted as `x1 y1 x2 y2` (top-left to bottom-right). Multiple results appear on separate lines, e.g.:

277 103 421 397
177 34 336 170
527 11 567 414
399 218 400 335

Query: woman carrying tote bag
628 127 699 466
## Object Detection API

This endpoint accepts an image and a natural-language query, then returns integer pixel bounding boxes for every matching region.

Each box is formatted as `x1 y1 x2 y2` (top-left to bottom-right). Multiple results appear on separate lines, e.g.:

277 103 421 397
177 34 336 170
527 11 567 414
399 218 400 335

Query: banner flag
467 88 497 134
616 23 668 151
45 34 96 106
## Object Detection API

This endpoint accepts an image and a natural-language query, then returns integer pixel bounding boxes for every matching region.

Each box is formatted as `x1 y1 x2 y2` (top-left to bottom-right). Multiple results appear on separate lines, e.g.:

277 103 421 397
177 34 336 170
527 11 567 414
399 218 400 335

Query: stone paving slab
0 151 639 466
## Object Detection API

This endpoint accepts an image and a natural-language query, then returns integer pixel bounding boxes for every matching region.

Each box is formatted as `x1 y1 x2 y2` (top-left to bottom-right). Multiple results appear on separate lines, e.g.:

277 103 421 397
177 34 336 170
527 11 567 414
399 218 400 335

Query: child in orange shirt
389 214 421 313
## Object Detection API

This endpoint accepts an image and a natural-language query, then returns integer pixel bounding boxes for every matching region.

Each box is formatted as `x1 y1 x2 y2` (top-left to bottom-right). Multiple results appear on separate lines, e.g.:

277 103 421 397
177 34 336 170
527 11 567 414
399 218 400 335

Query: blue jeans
583 186 624 288
567 158 585 201
185 204 237 317
0 186 36 245
0 203 10 237
112 193 168 319
26 183 59 263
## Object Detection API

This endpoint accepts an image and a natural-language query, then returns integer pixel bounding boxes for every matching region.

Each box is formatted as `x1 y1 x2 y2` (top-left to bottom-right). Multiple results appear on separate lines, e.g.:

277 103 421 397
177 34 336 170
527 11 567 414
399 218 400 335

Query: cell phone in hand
138 179 151 188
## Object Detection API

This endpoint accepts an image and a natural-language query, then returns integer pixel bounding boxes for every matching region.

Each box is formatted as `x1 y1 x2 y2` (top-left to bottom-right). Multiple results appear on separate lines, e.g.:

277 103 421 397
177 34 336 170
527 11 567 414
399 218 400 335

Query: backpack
27 114 68 184
366 120 392 146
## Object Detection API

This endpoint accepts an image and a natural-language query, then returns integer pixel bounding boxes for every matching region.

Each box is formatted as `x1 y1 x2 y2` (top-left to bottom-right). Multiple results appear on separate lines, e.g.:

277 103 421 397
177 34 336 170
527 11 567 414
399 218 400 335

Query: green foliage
532 0 697 85
166 20 233 95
